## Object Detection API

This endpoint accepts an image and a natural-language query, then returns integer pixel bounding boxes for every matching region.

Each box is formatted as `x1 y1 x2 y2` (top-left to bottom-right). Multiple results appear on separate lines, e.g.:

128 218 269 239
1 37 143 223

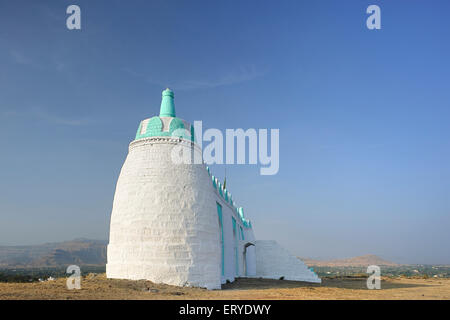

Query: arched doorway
243 242 255 276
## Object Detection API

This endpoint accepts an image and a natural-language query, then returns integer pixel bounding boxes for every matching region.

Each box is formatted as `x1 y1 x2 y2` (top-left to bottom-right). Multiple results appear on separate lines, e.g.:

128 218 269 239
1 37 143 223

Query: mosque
106 89 321 289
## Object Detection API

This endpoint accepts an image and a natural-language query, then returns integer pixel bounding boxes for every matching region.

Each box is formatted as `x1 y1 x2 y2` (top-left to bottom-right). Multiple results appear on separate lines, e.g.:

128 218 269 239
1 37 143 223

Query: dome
134 89 193 141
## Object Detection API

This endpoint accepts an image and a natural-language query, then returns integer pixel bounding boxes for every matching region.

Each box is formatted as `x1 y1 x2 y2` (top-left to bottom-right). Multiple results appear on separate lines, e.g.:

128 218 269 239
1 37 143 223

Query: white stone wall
214 194 256 284
107 137 221 289
221 197 238 283
255 240 321 283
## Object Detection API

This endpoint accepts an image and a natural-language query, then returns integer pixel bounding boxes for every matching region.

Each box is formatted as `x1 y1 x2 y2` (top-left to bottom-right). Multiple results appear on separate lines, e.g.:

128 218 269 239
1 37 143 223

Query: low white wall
255 240 321 283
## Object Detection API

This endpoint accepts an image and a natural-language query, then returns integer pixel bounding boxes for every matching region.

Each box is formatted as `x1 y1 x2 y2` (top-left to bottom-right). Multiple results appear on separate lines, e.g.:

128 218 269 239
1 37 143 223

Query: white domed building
106 89 320 289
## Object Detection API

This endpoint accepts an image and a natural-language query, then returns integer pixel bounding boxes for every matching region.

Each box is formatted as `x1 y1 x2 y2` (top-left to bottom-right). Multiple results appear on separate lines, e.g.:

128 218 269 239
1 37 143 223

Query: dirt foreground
0 274 449 300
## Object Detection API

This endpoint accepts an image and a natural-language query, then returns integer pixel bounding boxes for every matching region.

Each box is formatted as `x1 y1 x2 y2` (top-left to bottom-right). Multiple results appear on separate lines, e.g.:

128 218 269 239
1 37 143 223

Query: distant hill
301 254 399 267
0 239 107 268
1 239 400 269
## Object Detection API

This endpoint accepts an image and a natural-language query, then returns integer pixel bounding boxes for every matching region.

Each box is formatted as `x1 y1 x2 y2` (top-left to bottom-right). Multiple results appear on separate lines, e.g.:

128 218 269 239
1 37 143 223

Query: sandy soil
0 274 449 300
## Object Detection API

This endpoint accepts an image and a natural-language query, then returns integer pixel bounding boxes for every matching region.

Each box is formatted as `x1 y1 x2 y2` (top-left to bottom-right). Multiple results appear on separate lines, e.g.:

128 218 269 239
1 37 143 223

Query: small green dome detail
146 116 163 136
212 175 217 188
224 189 229 202
135 116 194 140
169 118 187 139
133 89 198 142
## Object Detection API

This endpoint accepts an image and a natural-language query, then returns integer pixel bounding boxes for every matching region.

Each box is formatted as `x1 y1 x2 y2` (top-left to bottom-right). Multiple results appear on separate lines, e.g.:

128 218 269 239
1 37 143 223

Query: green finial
159 88 176 117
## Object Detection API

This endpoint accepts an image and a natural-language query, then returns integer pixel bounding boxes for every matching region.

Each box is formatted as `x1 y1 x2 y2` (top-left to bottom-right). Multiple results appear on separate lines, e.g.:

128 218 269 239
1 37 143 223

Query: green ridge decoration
207 166 252 229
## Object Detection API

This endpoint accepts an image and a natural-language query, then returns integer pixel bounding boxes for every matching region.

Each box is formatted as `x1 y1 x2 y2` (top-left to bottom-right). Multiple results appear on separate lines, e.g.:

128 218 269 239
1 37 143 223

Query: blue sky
0 0 449 264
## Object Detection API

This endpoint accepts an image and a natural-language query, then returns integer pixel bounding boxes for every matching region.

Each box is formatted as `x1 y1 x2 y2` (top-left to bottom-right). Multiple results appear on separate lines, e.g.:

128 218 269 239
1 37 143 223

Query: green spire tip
159 88 176 117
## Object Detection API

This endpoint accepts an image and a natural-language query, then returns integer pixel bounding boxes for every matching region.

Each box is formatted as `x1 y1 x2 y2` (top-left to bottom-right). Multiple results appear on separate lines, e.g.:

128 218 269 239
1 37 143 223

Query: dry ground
0 274 449 300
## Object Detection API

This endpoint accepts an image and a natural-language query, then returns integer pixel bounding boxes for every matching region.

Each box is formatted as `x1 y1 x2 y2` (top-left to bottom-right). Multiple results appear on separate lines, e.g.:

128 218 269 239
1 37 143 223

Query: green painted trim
190 124 196 142
218 182 223 197
217 202 224 276
232 217 238 276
